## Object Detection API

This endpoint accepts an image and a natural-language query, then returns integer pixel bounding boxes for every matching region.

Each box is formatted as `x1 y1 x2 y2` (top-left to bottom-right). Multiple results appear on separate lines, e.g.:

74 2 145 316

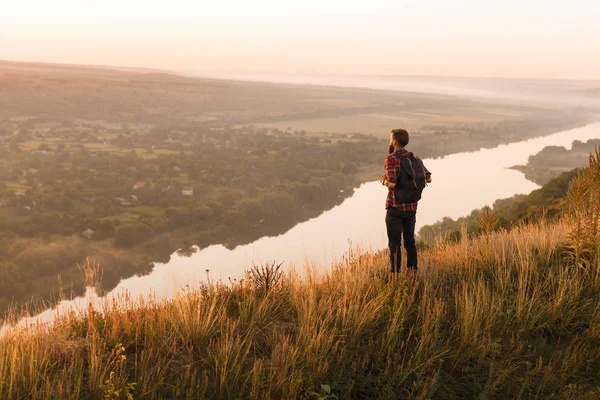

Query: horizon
3 59 600 85
1 1 599 81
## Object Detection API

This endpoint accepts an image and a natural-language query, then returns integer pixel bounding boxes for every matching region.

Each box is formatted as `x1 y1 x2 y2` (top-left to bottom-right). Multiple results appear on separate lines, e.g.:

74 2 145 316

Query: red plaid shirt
384 149 431 210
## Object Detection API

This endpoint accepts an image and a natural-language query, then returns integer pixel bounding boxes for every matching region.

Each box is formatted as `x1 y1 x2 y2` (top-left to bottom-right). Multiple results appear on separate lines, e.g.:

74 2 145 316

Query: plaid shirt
384 148 431 210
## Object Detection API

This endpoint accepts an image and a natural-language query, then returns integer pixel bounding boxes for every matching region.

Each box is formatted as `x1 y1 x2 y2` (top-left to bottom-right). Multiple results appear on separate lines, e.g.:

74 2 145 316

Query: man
380 128 431 275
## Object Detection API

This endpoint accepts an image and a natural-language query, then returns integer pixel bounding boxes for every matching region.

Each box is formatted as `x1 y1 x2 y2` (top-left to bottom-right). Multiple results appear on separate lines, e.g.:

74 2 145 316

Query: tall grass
565 146 600 269
1 219 598 399
0 151 599 399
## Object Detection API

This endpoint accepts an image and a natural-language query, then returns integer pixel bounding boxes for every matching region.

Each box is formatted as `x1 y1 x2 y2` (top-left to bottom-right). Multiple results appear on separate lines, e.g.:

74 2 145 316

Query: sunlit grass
1 148 599 399
4 182 31 191
0 218 598 399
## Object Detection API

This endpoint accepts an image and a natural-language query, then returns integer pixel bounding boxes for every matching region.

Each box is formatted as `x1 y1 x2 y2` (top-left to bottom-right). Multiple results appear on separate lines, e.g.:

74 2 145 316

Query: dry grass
564 146 600 269
0 218 598 399
1 149 599 399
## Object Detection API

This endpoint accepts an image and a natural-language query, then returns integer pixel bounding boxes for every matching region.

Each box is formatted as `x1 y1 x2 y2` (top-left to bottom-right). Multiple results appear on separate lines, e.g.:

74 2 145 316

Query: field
254 105 537 137
0 60 568 140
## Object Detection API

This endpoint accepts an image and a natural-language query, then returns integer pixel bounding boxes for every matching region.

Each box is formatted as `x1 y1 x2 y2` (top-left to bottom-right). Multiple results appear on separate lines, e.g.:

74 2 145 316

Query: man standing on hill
380 128 431 276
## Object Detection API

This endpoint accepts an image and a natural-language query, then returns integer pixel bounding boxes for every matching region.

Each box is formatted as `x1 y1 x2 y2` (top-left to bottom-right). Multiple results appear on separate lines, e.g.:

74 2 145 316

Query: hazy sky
1 0 599 80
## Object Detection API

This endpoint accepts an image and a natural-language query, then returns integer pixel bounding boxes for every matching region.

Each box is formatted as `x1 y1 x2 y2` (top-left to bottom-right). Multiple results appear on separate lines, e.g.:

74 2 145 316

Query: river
2 122 600 334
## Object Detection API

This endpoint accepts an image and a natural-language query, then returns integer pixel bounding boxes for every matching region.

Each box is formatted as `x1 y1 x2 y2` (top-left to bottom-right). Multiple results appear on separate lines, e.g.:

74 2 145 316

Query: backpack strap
413 157 428 187
406 158 418 189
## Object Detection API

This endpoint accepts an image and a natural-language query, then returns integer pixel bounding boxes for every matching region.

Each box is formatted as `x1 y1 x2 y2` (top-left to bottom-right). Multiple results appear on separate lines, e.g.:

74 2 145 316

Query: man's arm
383 157 398 188
417 156 432 183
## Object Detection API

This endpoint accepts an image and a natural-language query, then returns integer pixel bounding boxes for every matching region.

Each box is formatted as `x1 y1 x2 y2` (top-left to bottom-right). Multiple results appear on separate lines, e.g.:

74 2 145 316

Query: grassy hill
0 153 599 399
1 221 598 399
419 168 579 242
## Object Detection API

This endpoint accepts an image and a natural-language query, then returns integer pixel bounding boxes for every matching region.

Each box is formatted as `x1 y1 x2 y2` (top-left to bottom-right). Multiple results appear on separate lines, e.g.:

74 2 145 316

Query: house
133 181 146 190
14 191 26 198
81 229 94 240
181 187 194 196
116 197 130 206
32 150 55 156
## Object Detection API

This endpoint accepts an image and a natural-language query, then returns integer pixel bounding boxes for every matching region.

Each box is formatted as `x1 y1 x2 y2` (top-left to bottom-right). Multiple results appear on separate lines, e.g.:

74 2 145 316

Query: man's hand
380 174 396 189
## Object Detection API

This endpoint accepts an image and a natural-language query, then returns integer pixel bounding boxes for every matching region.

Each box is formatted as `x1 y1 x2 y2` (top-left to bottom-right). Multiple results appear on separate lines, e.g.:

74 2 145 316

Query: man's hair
392 128 409 148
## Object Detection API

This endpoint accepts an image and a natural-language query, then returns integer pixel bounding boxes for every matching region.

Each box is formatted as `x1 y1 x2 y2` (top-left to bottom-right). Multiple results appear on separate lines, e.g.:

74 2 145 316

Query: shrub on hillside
565 146 600 268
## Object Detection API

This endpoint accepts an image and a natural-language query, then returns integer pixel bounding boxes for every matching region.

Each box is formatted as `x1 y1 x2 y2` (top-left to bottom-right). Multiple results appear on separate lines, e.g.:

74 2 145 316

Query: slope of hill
0 60 469 128
419 168 578 241
1 218 599 399
1 150 599 399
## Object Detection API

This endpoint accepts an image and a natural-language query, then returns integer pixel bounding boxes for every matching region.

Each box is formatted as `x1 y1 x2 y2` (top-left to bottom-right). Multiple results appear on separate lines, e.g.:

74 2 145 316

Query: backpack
393 152 427 204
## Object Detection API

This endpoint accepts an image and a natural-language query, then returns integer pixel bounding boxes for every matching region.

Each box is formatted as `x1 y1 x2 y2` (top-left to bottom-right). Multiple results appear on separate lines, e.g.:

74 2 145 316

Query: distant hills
0 59 167 75
511 139 600 185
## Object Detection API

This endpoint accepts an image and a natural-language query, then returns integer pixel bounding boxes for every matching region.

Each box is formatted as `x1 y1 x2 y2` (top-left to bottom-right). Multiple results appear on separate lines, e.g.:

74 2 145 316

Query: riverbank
0 180 357 315
510 138 600 185
2 219 599 398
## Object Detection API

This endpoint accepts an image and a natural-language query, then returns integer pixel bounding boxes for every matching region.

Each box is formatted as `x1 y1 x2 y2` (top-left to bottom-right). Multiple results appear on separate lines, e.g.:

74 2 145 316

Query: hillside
1 60 515 130
1 221 598 399
419 168 577 241
0 152 599 399
420 142 600 241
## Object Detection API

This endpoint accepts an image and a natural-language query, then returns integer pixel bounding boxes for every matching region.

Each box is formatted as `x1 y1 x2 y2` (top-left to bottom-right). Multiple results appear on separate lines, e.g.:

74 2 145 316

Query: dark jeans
385 208 417 272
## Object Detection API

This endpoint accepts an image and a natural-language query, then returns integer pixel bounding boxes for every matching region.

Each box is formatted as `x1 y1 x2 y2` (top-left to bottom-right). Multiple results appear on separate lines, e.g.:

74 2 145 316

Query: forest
510 138 600 184
0 123 383 309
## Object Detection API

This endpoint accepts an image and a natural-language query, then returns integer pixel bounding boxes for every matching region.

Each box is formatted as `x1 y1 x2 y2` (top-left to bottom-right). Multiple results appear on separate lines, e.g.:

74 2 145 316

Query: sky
1 0 599 80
